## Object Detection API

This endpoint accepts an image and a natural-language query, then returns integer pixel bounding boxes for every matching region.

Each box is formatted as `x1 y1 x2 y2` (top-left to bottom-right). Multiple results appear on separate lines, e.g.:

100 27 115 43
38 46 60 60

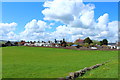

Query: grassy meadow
2 46 118 78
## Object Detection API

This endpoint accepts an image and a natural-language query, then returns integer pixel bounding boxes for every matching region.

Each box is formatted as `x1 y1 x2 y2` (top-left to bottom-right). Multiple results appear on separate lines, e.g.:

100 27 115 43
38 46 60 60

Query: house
20 41 26 46
74 38 84 44
24 42 60 47
116 42 120 49
108 43 119 49
108 43 116 49
24 43 31 46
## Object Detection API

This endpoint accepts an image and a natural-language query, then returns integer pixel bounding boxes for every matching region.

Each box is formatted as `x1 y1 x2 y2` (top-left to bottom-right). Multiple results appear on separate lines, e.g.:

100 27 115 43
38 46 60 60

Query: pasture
2 46 118 78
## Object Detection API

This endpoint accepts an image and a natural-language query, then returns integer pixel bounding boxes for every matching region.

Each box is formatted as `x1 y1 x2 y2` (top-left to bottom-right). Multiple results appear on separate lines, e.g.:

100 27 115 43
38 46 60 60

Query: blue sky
2 2 45 34
2 2 64 34
1 1 119 42
2 2 118 33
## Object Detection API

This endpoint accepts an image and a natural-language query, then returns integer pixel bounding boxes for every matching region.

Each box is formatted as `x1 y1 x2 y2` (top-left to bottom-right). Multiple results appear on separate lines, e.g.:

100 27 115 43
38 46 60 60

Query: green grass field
2 46 118 78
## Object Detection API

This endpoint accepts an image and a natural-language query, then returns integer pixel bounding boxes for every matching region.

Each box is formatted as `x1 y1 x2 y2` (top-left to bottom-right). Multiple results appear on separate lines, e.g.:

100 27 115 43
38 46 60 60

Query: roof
76 39 83 41
108 43 116 45
72 44 77 46
75 38 84 43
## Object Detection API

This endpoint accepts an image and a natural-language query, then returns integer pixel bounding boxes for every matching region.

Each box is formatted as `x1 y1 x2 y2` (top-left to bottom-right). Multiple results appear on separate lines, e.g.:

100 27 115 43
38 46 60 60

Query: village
1 37 120 50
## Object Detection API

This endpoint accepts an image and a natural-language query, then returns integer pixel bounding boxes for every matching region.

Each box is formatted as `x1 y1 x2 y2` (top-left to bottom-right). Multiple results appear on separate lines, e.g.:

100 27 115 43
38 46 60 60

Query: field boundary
58 60 112 80
26 46 119 51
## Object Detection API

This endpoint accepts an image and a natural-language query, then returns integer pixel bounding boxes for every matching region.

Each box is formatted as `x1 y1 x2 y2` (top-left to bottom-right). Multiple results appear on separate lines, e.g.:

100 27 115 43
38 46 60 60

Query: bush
2 44 6 47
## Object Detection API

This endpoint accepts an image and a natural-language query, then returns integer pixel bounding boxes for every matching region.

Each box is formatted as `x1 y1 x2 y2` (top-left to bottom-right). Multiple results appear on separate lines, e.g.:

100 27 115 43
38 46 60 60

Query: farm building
24 42 60 47
108 42 120 49
74 38 84 44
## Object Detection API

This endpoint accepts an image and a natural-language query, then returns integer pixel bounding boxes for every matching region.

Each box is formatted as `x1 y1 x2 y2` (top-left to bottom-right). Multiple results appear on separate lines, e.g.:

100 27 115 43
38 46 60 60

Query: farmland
2 46 118 78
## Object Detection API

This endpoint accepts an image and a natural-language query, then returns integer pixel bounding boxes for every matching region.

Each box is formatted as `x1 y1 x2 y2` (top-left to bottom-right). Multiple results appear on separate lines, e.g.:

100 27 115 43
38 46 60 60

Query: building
24 42 60 47
74 38 84 44
108 42 120 49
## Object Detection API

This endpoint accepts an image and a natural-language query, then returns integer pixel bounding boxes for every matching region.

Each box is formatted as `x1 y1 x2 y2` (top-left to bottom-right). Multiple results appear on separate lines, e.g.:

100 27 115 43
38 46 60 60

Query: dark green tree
102 39 108 45
60 40 62 43
67 42 74 46
42 41 44 43
100 41 103 46
63 38 65 43
14 42 18 46
34 41 36 43
2 44 6 47
55 39 57 43
7 41 11 44
5 41 12 46
48 41 51 43
62 38 67 47
83 37 93 44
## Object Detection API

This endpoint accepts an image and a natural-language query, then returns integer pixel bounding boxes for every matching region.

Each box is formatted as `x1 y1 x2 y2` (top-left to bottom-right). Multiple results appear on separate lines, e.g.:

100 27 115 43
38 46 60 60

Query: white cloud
0 22 18 40
1 0 118 43
42 0 118 42
7 31 18 40
42 0 84 24
0 22 17 34
108 21 118 34
96 13 109 30
20 19 50 41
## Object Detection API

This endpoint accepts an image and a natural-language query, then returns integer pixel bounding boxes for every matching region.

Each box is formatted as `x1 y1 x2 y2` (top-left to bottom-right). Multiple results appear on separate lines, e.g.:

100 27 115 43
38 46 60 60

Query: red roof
75 39 84 42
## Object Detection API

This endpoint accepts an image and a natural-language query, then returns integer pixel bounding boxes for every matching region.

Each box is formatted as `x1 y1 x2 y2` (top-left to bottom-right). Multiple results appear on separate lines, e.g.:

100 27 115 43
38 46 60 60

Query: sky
1 0 119 42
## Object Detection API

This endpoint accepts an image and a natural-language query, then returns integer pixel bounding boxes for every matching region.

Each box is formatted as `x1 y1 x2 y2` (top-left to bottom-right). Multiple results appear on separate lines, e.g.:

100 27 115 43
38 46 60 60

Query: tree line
1 37 108 48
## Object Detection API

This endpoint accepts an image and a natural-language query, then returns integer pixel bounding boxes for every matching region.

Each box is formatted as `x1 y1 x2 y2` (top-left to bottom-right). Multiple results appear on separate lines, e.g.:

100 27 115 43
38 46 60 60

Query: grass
78 57 118 79
2 46 118 78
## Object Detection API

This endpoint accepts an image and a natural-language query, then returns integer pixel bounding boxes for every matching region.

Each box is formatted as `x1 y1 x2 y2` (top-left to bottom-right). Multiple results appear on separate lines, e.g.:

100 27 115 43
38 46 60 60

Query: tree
2 44 6 47
5 41 12 46
99 39 108 46
83 37 93 44
30 41 32 43
63 38 65 43
48 41 51 43
34 41 36 43
14 42 18 46
55 39 57 43
60 40 62 44
67 42 74 46
62 38 67 47
7 41 11 44
100 41 103 46
20 40 26 45
102 39 108 45
92 40 101 45
90 43 94 47
59 38 67 47
74 42 79 45
84 43 89 48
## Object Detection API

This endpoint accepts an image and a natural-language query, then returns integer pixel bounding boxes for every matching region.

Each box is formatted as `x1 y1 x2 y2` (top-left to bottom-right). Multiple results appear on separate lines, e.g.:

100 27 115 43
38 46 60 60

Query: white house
34 42 44 46
108 45 117 49
24 42 56 47
108 42 120 49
